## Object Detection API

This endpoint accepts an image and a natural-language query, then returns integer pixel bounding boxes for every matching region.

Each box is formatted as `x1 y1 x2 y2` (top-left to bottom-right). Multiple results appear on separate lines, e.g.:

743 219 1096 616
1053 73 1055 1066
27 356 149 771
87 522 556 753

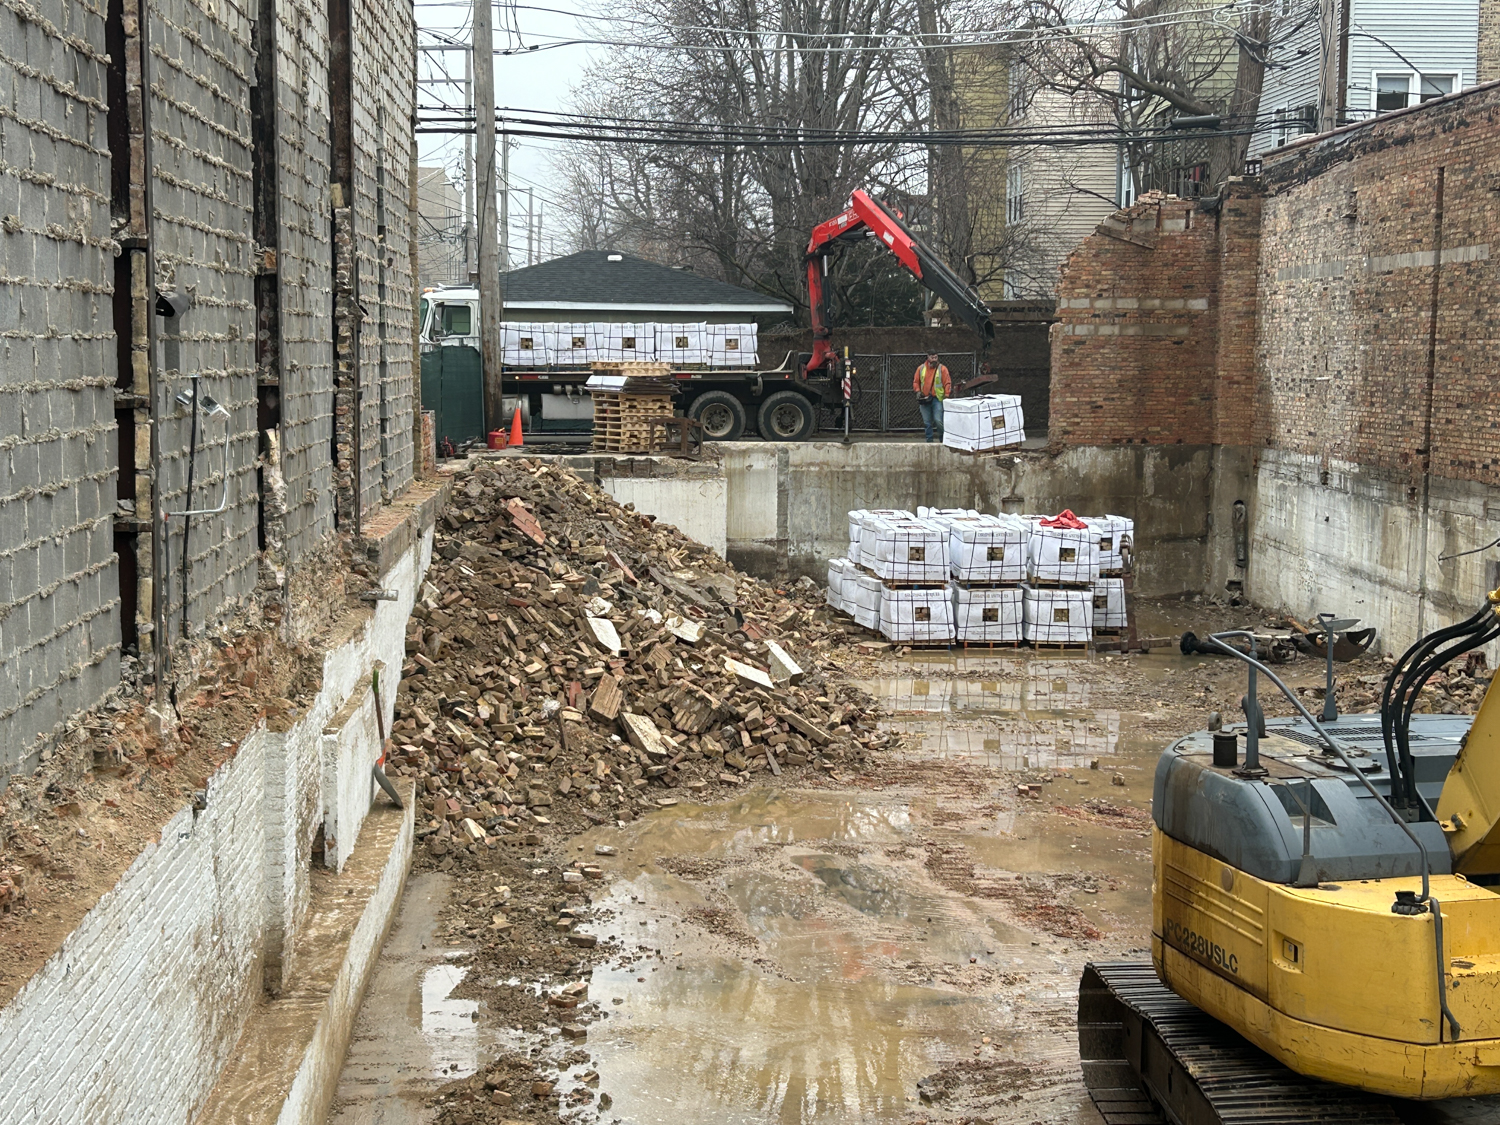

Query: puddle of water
574 782 1149 1124
420 964 478 1080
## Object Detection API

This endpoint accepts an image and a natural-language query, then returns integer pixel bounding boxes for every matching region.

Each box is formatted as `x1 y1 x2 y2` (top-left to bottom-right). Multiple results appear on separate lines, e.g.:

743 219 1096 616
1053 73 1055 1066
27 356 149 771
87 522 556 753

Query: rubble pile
389 457 892 867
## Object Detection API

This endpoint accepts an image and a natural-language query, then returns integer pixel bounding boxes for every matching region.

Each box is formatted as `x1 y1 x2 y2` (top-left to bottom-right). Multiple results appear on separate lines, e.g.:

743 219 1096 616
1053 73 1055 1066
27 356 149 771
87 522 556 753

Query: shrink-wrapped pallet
852 519 918 576
1026 525 1100 585
948 514 1029 583
1022 584 1093 644
705 323 758 367
547 324 594 366
917 506 978 521
851 573 883 630
827 558 855 611
942 394 1025 452
1085 515 1135 573
864 518 949 583
880 586 955 644
952 583 1023 642
502 323 550 366
1092 577 1127 630
595 323 656 363
657 323 708 366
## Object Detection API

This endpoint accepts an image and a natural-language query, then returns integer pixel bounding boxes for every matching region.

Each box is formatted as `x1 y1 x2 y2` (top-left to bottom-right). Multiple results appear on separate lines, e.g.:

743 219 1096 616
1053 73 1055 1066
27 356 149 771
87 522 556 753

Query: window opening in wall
1006 164 1024 225
1419 74 1456 101
1374 73 1411 112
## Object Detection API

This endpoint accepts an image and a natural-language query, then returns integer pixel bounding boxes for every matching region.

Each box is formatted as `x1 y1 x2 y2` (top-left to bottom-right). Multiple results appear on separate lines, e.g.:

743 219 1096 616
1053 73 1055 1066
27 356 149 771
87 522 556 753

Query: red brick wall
1048 194 1222 445
1050 83 1500 488
1257 87 1500 485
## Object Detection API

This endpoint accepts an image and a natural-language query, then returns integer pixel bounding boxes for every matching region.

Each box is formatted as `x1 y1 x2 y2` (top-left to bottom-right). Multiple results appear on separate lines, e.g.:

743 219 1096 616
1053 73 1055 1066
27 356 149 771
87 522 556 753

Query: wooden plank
588 674 622 722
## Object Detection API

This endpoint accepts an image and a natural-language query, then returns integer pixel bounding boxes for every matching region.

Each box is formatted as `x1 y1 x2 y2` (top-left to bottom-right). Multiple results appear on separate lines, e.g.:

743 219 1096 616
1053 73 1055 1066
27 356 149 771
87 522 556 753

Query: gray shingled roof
498 251 792 312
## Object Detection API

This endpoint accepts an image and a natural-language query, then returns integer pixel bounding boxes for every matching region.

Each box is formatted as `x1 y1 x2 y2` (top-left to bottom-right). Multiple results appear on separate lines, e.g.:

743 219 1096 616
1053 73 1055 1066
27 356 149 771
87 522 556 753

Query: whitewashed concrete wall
1248 448 1497 653
602 476 728 558
0 525 433 1125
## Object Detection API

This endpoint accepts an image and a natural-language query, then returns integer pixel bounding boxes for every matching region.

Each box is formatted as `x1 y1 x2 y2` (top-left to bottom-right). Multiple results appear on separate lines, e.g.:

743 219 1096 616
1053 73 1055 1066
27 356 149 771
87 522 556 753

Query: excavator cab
1083 591 1500 1121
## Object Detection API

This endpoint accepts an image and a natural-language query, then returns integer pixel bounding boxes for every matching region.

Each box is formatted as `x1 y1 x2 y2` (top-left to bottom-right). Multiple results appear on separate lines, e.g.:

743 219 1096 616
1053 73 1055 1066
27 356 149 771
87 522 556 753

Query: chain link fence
819 352 980 433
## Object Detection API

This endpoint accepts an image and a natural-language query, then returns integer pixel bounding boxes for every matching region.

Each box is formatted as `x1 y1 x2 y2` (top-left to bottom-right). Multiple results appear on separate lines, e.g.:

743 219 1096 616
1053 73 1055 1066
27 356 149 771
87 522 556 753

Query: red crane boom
803 190 995 378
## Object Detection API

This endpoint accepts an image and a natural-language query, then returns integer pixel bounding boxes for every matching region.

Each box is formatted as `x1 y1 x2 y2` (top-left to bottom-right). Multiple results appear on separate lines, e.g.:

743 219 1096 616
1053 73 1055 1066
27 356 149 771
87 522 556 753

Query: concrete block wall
351 0 415 517
0 0 122 771
147 0 262 639
0 522 431 1125
274 0 338 566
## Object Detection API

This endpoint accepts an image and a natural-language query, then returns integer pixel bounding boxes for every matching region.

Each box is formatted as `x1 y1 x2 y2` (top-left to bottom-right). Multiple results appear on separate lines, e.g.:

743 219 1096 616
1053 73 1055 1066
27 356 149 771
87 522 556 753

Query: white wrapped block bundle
942 394 1025 452
1027 525 1100 585
1092 577 1127 630
827 558 854 610
1085 515 1135 573
596 322 656 362
880 587 955 644
953 584 1023 642
502 323 551 366
864 518 949 583
657 323 708 366
848 509 913 563
547 324 594 366
706 323 758 367
1022 584 1093 643
949 515 1029 583
851 573 883 630
855 512 918 570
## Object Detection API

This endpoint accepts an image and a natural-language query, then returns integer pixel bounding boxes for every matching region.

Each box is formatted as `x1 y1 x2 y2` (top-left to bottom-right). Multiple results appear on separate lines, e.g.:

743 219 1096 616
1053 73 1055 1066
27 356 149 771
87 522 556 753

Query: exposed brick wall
147 0 261 638
351 0 415 516
1258 85 1500 486
0 0 122 768
274 0 338 566
1482 0 1500 84
1048 195 1220 445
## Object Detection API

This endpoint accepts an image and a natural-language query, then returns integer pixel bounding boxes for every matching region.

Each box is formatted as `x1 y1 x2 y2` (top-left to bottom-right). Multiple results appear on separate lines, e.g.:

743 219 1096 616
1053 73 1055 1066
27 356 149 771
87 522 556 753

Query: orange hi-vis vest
913 361 951 400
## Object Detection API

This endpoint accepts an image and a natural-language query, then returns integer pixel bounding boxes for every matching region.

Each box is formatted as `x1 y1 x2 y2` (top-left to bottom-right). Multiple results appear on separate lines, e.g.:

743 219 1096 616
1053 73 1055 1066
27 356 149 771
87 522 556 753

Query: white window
1374 73 1411 113
1419 73 1457 101
1274 106 1314 146
1008 60 1029 120
1006 164 1024 225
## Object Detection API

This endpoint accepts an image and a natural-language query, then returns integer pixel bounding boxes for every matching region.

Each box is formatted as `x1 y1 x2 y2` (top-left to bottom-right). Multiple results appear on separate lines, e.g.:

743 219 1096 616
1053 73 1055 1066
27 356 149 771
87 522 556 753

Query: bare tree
1007 0 1303 192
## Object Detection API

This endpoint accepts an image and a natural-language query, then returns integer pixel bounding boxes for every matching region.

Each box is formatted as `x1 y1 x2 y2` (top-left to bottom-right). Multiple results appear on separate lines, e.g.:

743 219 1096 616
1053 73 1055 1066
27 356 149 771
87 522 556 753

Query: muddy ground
329 596 1494 1125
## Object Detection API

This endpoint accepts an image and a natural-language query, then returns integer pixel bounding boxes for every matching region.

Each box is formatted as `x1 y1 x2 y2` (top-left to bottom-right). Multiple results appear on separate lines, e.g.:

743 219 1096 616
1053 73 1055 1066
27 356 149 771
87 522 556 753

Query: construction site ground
327 581 1495 1124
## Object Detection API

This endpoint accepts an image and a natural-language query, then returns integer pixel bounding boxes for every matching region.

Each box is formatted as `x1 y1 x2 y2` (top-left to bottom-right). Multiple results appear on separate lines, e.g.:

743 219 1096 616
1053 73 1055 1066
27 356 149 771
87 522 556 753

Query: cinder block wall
0 0 420 775
0 0 123 768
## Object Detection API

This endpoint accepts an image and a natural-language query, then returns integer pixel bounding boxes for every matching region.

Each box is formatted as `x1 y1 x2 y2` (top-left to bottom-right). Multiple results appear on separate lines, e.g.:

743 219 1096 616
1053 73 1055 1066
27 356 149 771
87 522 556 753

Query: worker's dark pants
918 398 943 442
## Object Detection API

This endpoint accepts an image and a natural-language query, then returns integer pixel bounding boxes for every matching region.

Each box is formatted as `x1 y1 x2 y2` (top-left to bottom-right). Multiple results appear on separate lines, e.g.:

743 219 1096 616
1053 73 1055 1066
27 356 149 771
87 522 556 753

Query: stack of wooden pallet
588 362 676 453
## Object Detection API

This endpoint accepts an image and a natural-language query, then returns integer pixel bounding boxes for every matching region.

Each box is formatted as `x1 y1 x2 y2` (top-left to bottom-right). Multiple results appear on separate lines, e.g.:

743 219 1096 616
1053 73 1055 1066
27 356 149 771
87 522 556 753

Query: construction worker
912 352 951 443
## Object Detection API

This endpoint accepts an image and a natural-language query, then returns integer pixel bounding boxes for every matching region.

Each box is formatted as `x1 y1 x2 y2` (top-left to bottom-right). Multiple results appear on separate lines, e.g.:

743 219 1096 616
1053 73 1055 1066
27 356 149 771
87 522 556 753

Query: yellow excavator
1082 590 1500 1123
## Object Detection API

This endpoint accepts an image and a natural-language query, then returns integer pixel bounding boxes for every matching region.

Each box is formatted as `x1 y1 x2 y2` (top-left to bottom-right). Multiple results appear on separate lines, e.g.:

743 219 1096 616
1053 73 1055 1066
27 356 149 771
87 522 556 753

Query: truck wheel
757 391 817 441
688 390 747 441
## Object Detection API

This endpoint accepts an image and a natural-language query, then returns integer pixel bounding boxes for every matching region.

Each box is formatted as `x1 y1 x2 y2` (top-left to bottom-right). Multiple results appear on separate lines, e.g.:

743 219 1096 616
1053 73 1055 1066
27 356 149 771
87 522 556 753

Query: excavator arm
803 190 995 378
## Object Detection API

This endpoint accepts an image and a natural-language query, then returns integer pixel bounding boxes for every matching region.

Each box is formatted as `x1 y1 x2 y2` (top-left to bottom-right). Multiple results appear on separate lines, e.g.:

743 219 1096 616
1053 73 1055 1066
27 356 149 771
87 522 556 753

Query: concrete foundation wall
594 443 1218 598
0 524 431 1125
1249 449 1498 653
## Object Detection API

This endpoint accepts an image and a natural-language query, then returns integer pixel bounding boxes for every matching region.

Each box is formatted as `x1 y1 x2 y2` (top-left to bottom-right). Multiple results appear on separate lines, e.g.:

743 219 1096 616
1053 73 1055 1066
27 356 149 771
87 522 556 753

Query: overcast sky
416 1 598 263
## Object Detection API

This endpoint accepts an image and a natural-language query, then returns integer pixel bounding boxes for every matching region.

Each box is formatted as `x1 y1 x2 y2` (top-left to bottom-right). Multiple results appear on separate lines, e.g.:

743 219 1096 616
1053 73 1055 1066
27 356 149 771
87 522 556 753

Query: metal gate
820 351 979 433
420 344 485 447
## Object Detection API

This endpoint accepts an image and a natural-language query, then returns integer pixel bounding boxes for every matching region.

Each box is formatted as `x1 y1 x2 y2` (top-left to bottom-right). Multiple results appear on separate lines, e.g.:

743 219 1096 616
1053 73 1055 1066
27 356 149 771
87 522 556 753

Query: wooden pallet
957 639 1024 649
1093 627 1127 637
951 579 1024 590
1026 578 1094 589
1027 640 1091 650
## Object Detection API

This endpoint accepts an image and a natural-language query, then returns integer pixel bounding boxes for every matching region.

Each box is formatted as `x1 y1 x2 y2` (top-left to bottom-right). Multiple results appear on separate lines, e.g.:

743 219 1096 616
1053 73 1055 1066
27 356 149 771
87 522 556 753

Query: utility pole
525 187 534 265
1316 0 1339 132
473 0 504 431
499 134 509 270
535 200 543 263
463 43 475 284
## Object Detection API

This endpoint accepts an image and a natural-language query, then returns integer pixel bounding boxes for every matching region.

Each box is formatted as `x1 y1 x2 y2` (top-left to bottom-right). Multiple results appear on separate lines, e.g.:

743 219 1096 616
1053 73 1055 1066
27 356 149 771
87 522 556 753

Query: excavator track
1079 962 1403 1125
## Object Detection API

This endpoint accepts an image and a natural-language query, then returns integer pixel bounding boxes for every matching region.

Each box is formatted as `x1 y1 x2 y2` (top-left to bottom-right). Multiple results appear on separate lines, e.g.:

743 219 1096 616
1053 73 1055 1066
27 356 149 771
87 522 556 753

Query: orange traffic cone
507 406 524 447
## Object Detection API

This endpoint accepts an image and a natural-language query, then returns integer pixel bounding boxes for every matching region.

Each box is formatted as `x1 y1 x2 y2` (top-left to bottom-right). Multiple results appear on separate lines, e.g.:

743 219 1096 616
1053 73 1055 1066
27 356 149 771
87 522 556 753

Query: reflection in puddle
862 675 1124 770
421 963 478 1080
571 667 1166 1124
